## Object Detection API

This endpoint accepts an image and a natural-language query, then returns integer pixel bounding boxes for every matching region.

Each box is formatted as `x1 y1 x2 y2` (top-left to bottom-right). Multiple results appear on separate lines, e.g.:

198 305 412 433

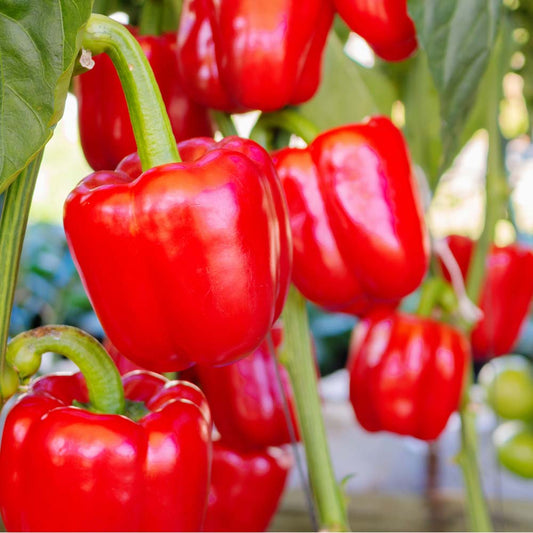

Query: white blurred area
30 93 92 223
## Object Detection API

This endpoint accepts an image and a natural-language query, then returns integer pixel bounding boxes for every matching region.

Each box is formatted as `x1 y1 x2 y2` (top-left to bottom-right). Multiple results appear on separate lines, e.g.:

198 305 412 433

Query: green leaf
299 31 397 130
401 51 442 189
460 18 515 150
0 0 93 193
408 0 501 173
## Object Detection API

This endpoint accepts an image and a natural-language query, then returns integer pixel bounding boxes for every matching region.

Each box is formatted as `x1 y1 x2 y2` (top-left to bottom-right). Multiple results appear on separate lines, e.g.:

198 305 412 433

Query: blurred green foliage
10 223 101 340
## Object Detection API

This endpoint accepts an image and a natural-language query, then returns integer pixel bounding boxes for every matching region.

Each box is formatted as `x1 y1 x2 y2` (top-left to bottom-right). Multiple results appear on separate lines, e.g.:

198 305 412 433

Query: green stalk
0 152 44 403
250 108 320 146
417 278 443 317
139 0 164 36
416 277 458 319
456 28 509 533
456 377 493 533
161 0 183 33
211 111 239 137
280 286 349 532
6 326 125 415
92 0 112 14
81 14 180 170
465 22 509 305
465 122 508 304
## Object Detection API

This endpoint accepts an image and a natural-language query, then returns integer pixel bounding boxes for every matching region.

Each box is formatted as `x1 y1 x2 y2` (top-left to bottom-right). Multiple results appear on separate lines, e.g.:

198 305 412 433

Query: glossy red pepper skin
116 137 292 321
176 0 334 113
204 440 292 532
348 310 469 441
64 138 291 372
334 0 417 61
74 28 213 171
104 338 148 374
312 117 429 300
0 371 211 532
195 322 299 450
273 146 400 315
442 235 533 360
274 116 428 308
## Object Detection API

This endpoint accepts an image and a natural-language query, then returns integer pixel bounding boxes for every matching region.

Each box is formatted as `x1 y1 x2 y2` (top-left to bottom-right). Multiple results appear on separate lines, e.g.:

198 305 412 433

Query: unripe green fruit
494 421 533 478
479 355 533 421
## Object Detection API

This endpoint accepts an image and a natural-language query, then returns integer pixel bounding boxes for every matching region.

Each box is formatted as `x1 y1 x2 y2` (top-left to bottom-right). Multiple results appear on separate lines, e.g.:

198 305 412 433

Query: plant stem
465 34 509 306
280 285 349 532
81 14 180 170
7 326 125 415
457 27 510 533
161 0 183 33
139 0 164 36
417 278 442 317
457 380 493 533
92 0 112 14
251 109 320 146
211 111 239 137
0 152 44 402
416 277 457 319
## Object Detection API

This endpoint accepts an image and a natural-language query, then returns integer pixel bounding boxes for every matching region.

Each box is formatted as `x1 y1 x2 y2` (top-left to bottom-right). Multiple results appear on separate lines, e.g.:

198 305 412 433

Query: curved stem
251 108 320 146
7 326 125 415
416 277 458 318
0 151 44 403
280 285 349 532
211 111 238 138
416 278 442 317
81 14 180 170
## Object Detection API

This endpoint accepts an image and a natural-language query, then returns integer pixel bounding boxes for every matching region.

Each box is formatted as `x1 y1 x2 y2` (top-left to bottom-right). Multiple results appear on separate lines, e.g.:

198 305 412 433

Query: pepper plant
0 0 531 532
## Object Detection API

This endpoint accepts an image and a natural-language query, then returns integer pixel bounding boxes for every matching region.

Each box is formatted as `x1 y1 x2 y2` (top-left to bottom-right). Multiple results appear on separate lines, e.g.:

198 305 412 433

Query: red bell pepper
69 17 291 372
115 136 292 321
348 310 469 440
176 0 334 113
195 322 300 450
273 145 395 315
274 116 428 308
75 27 213 171
0 328 212 532
64 135 291 372
333 0 417 61
205 440 292 532
441 235 533 359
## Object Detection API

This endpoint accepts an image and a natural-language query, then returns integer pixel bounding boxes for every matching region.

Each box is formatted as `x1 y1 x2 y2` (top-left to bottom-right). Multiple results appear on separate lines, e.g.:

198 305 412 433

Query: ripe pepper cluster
3 1 532 532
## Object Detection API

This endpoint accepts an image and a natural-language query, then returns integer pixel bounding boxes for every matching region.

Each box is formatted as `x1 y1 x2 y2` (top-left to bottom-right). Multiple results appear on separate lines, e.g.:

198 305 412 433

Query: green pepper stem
251 109 320 146
161 0 183 33
7 325 125 415
280 285 350 532
211 111 239 138
81 14 180 170
457 389 492 532
455 26 510 533
416 277 458 318
0 151 44 404
465 33 509 306
416 278 442 317
139 0 164 36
